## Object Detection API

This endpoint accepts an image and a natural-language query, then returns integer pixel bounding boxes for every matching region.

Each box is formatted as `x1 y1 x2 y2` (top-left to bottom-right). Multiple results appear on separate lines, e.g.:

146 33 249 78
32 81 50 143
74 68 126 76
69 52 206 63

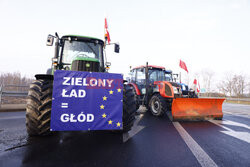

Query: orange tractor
128 63 225 121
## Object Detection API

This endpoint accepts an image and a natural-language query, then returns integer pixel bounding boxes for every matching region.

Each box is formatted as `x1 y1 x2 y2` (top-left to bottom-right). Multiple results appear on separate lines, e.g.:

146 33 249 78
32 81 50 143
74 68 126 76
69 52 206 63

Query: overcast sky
0 0 249 90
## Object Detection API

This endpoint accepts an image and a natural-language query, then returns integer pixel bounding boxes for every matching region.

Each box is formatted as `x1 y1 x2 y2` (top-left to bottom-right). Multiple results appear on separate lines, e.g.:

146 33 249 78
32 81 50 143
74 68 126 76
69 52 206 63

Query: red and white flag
193 79 200 93
104 17 111 44
179 59 188 73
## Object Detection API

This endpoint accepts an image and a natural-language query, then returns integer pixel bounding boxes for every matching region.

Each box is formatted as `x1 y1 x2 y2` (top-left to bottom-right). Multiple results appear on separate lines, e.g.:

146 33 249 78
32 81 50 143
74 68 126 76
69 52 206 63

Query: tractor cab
59 35 105 72
46 34 118 74
130 65 167 95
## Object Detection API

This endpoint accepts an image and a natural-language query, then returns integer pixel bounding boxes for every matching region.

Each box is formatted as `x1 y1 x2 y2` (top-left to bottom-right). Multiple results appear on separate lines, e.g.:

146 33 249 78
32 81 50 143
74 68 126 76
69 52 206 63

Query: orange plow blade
171 98 225 121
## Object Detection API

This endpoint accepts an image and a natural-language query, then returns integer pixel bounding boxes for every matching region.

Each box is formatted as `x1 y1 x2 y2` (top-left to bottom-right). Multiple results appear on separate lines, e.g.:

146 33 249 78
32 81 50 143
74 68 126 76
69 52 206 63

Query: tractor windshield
62 40 102 64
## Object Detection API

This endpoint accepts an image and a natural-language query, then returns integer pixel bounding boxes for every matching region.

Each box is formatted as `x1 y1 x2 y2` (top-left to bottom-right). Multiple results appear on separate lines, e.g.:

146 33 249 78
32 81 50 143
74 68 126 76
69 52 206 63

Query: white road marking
223 111 250 118
221 120 250 130
210 120 250 144
0 116 25 120
173 122 218 167
123 114 145 143
224 110 250 115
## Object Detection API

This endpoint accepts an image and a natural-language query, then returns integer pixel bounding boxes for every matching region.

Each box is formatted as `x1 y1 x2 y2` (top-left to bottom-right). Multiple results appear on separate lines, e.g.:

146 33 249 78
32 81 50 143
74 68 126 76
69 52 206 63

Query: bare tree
0 72 33 91
217 72 247 97
232 74 246 97
201 69 214 96
217 82 227 95
224 73 234 96
248 82 250 97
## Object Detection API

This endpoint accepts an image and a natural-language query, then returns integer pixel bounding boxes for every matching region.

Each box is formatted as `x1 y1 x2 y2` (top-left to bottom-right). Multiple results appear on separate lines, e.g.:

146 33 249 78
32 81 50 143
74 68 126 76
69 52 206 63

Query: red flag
105 18 108 29
179 60 188 73
193 79 197 85
193 79 200 93
197 82 200 93
104 17 111 44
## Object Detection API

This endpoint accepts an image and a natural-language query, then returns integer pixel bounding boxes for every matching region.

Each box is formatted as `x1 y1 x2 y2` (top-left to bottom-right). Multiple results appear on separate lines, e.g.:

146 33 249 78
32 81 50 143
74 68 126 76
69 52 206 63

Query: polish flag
104 18 111 44
193 79 200 93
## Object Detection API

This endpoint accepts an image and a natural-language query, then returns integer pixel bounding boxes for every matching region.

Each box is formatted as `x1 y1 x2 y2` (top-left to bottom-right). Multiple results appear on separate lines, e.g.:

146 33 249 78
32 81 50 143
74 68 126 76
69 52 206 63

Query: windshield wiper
86 43 98 58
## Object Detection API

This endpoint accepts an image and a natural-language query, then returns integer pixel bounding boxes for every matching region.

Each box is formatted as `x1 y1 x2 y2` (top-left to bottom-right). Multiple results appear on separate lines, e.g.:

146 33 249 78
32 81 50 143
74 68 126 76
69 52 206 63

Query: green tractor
26 33 136 136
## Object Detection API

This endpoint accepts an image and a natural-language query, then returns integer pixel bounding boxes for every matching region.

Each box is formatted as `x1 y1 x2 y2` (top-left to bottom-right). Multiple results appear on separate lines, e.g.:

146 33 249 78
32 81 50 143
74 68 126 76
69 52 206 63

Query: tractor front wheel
149 94 167 116
26 79 53 136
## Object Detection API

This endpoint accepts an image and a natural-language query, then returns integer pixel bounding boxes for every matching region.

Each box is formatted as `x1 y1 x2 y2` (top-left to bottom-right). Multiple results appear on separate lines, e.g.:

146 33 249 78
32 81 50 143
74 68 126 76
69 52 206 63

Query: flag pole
179 72 181 83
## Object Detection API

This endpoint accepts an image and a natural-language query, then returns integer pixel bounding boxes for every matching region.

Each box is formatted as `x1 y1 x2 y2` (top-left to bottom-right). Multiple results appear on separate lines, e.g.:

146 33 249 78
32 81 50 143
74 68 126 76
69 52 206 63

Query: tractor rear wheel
131 86 140 111
122 84 136 132
26 79 53 136
149 94 167 116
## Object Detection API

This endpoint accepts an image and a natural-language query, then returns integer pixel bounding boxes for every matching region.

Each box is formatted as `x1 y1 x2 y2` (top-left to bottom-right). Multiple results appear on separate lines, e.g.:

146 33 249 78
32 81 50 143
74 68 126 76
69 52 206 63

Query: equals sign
61 103 68 108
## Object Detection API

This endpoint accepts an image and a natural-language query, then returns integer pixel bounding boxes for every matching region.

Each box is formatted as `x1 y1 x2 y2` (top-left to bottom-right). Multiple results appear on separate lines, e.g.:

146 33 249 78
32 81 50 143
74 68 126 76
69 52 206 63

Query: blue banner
51 70 123 131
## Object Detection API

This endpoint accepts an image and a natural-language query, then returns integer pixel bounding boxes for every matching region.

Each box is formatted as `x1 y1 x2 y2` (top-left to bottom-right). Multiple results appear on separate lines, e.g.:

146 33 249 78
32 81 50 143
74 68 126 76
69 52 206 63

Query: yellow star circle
102 96 107 101
109 90 114 94
116 122 121 127
108 120 113 125
102 113 107 118
100 105 105 109
117 88 121 93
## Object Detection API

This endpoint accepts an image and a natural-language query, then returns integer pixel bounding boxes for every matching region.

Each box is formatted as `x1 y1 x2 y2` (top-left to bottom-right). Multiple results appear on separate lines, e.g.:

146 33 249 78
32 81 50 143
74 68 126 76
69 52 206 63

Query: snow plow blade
171 98 225 121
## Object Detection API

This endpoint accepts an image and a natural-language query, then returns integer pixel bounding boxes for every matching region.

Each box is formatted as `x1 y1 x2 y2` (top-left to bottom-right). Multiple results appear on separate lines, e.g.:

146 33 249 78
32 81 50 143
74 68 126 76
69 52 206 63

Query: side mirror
114 43 120 53
46 34 54 46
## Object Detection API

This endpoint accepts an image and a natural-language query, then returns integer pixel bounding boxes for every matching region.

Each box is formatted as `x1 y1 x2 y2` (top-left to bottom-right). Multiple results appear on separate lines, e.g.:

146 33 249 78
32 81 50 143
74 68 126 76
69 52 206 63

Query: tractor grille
165 84 172 97
71 60 100 72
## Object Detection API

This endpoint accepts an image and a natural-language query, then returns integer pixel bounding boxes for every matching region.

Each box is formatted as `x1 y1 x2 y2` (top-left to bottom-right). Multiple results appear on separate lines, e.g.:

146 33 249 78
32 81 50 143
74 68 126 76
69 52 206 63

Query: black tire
149 94 167 116
122 84 136 132
131 86 140 111
26 79 53 136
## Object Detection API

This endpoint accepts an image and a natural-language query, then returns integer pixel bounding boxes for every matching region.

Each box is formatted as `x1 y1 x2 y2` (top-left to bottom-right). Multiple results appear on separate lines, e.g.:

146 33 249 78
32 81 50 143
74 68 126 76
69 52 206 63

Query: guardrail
199 96 250 103
225 98 250 102
0 84 29 107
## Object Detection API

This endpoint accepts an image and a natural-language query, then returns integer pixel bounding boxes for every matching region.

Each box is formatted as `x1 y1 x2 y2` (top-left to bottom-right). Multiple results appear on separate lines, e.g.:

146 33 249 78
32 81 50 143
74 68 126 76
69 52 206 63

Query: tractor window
149 70 157 82
136 68 145 85
158 70 165 81
130 70 136 82
149 69 165 82
62 40 102 65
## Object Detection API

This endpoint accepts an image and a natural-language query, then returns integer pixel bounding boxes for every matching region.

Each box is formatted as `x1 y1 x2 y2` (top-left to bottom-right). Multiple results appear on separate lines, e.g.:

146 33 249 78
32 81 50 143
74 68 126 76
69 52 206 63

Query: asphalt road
0 103 250 167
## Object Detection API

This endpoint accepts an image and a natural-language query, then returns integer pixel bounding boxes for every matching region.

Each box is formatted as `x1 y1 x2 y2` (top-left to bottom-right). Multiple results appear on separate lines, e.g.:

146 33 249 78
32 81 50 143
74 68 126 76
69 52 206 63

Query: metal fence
225 98 250 102
199 96 250 101
0 84 29 107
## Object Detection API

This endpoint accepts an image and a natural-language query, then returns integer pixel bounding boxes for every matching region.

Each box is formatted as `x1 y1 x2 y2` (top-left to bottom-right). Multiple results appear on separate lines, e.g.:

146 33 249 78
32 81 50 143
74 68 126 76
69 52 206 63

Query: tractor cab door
148 69 165 83
131 68 146 95
148 69 165 94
